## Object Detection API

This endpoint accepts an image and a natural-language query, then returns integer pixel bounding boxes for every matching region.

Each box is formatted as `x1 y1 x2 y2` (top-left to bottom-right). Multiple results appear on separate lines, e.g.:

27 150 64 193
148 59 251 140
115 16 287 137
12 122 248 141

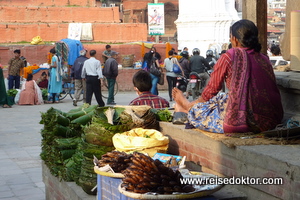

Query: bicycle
59 79 75 100
59 77 118 100
101 77 118 99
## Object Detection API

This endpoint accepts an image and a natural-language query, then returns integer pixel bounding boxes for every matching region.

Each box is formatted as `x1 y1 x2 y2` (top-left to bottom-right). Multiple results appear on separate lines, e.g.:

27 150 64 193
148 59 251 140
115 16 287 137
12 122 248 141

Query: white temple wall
175 0 240 56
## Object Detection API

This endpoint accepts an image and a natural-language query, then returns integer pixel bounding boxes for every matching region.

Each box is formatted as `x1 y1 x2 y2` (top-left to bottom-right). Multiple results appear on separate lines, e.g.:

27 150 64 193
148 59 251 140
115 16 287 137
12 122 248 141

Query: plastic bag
172 112 188 125
30 36 45 45
112 128 169 157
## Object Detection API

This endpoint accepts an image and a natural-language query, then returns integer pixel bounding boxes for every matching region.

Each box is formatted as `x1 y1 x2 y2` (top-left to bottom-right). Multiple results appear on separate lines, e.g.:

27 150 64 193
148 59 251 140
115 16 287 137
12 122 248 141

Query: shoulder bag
158 72 165 85
150 62 161 77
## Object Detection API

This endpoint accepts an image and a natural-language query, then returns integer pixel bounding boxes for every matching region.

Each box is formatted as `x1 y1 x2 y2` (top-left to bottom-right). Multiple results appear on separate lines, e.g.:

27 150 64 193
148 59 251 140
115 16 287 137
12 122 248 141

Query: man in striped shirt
129 70 169 109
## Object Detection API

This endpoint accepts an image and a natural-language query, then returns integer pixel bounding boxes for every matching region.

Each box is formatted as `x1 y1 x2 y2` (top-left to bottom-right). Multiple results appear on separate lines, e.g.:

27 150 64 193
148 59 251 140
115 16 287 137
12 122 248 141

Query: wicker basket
121 54 135 67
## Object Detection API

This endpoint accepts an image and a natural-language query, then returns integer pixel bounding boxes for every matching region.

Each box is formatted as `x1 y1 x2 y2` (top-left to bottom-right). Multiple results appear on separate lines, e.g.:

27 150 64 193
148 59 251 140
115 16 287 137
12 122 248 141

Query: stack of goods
40 105 118 194
121 152 195 194
40 107 81 180
97 151 133 173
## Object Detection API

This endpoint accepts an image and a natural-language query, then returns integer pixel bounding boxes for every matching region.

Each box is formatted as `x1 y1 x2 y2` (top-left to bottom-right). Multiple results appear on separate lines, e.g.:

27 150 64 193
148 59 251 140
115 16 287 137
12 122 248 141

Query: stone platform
160 122 300 200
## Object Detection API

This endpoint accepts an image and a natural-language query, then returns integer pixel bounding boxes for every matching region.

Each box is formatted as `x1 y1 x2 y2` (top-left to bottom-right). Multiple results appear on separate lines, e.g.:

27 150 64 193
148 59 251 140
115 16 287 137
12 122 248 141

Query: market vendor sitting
172 19 283 133
129 70 169 109
36 71 48 89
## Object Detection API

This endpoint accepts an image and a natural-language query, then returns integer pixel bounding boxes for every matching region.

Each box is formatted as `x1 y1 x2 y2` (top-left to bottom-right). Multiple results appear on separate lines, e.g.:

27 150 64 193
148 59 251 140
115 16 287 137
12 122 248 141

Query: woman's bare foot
172 87 191 111
2 104 11 108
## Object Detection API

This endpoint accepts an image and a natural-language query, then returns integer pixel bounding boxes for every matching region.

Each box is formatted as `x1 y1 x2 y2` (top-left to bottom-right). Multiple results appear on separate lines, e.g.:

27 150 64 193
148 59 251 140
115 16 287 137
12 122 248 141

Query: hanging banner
148 3 164 35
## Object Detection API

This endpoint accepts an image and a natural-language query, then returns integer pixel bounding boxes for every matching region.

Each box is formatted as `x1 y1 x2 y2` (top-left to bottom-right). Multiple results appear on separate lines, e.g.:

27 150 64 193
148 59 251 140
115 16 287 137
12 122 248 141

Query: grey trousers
74 79 86 102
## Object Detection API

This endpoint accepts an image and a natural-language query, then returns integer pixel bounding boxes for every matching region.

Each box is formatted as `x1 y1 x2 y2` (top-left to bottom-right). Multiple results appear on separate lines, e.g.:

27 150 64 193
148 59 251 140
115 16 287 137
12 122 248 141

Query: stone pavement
0 91 170 200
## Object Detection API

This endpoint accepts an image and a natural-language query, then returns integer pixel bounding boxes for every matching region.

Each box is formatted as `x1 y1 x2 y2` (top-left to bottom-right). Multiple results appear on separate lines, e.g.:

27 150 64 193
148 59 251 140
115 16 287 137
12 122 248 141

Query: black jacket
71 56 88 79
190 55 210 73
103 58 118 79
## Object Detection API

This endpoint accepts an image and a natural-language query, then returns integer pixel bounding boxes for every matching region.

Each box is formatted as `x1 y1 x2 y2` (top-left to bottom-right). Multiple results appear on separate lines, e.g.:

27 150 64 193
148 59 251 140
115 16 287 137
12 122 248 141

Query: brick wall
0 23 147 43
122 0 179 10
0 7 120 23
42 162 95 200
1 43 178 91
0 0 96 7
0 43 177 68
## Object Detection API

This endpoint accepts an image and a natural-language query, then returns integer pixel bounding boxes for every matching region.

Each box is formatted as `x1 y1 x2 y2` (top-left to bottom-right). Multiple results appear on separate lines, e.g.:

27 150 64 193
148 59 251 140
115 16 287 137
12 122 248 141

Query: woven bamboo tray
94 166 125 178
118 171 223 199
118 184 223 199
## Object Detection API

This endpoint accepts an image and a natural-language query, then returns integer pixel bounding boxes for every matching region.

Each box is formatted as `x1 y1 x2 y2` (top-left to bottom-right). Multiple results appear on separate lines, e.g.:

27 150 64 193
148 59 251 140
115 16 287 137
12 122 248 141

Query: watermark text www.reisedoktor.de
180 176 283 185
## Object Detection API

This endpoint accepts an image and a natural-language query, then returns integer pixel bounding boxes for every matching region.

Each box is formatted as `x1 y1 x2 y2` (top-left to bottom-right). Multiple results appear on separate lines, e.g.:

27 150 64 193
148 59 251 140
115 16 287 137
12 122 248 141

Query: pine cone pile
98 151 133 173
121 152 195 194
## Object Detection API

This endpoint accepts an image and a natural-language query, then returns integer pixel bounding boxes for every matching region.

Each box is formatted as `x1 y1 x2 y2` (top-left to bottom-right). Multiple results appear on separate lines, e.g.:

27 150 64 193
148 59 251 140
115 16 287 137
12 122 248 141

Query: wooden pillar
242 0 268 54
256 0 268 54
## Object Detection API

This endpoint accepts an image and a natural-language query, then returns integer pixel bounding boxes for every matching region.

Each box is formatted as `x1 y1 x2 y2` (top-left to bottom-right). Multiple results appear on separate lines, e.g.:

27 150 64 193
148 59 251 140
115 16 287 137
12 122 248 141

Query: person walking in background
143 51 161 95
130 70 169 109
18 74 43 105
8 49 25 89
103 51 119 105
48 48 62 103
164 50 184 102
150 47 161 62
102 44 112 64
179 51 190 78
71 49 88 106
81 50 105 107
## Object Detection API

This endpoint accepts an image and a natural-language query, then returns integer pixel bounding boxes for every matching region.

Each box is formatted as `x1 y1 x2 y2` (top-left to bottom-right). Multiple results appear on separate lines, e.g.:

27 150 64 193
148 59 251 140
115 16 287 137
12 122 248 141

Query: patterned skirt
188 93 228 133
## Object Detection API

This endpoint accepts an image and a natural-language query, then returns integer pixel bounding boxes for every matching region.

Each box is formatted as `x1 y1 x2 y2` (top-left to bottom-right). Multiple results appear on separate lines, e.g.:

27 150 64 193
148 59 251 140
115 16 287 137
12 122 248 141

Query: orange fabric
141 42 145 58
47 53 53 64
23 65 39 79
165 42 172 59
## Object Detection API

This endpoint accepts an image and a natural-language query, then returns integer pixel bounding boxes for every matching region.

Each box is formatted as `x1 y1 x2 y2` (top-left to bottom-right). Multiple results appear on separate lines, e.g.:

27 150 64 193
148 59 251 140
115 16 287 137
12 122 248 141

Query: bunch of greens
41 89 48 100
7 89 18 97
152 108 173 122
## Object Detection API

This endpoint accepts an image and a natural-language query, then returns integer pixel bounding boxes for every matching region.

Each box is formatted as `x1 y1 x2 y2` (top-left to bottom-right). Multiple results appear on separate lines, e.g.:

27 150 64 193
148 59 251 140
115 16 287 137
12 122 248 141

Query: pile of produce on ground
40 104 170 195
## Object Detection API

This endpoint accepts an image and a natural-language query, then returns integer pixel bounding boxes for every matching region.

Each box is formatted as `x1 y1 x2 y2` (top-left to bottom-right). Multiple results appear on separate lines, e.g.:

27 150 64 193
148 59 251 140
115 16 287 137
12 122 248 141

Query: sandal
2 104 12 108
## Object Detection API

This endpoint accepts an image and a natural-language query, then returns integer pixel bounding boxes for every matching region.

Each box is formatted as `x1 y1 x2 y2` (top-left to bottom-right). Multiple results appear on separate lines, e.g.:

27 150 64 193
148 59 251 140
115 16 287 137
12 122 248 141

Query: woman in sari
18 74 43 105
172 19 283 133
0 66 13 108
48 48 62 103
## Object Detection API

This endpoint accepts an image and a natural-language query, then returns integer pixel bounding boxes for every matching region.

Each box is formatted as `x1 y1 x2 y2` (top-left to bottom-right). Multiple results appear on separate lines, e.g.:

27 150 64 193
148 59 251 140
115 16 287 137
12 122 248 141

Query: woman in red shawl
172 19 283 133
36 71 48 89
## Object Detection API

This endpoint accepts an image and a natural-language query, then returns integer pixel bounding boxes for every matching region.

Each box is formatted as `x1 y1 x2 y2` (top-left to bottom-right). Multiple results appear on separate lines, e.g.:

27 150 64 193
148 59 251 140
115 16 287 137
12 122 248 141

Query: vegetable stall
40 104 223 199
